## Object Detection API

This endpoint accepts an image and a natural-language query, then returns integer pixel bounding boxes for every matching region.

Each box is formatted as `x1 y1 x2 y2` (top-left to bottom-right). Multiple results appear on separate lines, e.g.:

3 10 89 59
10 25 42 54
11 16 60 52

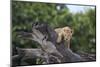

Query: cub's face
63 27 73 41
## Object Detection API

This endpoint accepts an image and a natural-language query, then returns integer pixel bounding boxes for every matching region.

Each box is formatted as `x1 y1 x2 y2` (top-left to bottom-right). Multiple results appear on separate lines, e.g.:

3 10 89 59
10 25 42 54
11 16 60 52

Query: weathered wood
12 23 84 66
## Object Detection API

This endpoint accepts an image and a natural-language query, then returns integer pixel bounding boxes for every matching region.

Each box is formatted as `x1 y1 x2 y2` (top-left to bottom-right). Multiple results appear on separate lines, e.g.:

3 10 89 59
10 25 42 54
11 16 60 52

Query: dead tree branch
12 22 84 66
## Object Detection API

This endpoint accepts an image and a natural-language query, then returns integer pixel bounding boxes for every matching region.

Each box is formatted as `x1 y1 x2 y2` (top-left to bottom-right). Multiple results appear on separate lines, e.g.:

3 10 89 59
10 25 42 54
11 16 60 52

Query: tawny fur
55 26 73 48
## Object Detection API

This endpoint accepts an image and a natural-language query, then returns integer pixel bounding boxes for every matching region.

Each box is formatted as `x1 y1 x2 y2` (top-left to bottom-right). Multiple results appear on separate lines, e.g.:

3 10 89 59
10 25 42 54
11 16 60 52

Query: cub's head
62 26 73 41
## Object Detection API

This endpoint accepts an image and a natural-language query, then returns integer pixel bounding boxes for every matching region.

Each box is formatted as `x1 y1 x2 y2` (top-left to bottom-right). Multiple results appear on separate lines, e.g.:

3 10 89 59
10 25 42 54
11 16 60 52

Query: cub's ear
63 28 66 32
62 27 67 32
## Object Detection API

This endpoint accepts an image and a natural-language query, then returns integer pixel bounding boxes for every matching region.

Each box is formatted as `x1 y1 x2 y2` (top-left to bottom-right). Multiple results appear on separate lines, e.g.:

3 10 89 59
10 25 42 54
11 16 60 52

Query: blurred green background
12 1 96 54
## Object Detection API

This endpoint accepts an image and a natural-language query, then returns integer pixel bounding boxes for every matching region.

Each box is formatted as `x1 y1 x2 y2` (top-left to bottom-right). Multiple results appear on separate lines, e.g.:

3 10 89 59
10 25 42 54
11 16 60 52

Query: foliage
71 9 96 53
12 1 96 54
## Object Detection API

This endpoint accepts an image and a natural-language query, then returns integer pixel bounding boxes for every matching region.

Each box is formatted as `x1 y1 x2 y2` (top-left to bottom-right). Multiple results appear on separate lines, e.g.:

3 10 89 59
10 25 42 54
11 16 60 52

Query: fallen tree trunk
12 22 84 66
